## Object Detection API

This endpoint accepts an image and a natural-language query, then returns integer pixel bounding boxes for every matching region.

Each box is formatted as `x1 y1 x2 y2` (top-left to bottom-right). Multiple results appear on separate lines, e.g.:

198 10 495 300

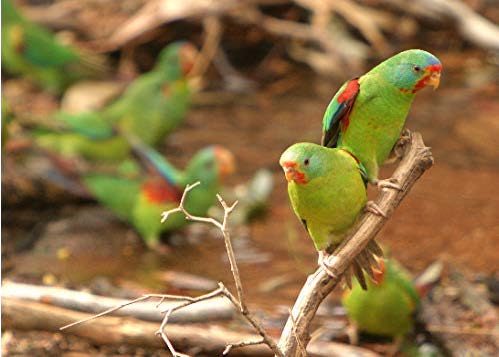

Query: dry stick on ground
278 131 434 356
4 282 234 324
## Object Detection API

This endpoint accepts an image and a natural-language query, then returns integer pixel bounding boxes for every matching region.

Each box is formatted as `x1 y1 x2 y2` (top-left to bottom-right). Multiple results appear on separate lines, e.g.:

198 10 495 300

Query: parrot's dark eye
412 65 421 73
304 159 310 166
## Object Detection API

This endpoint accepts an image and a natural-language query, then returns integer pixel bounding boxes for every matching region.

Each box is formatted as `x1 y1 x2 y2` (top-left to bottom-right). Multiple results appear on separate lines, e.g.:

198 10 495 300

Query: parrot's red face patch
412 63 442 93
281 161 308 184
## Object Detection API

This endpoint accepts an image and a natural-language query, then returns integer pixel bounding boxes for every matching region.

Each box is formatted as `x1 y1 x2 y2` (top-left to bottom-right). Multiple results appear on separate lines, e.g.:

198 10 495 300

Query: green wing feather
82 175 140 221
55 111 115 140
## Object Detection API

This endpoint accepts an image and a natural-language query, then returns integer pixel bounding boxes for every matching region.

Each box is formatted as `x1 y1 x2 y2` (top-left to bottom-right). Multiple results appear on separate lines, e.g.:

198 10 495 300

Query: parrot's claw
373 177 402 191
398 129 411 145
318 251 339 278
365 201 387 218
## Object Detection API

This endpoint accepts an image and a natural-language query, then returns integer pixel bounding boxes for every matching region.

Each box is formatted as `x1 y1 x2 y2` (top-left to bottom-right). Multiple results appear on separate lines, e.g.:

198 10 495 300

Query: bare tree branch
278 131 434 355
58 181 282 356
160 182 284 356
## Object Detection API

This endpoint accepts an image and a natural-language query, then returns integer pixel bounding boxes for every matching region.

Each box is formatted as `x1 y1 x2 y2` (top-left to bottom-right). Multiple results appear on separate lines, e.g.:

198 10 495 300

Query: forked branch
161 182 283 356
60 181 282 357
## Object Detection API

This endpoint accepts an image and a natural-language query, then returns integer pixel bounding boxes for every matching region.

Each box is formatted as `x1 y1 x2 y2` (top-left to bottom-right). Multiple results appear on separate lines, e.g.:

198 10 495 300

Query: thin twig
161 182 223 230
156 285 227 351
59 294 195 331
161 183 283 356
223 337 266 355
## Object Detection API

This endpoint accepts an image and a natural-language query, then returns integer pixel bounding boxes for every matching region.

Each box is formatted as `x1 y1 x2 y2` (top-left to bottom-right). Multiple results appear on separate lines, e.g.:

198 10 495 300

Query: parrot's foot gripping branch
365 201 387 218
318 250 340 279
373 177 402 191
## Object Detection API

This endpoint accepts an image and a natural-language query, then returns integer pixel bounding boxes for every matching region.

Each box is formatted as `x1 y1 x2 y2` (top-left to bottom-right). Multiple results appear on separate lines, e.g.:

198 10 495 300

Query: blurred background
2 0 498 355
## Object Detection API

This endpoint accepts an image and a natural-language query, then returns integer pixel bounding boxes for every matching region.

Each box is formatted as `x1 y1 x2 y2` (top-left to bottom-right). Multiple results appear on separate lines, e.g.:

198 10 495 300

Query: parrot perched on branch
341 258 420 343
1 0 107 93
35 42 198 161
279 142 383 289
321 49 441 189
83 143 235 247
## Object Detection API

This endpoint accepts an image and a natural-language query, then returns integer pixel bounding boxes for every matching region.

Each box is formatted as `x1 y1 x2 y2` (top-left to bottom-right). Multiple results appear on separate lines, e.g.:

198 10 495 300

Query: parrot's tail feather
343 267 353 290
345 240 384 290
367 240 384 257
352 261 368 290
329 239 384 290
357 251 376 281
362 249 379 270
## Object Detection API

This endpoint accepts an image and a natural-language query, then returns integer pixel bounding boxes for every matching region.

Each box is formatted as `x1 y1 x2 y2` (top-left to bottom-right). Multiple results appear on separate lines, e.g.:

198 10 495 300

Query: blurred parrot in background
83 142 235 247
321 49 441 189
35 42 198 161
1 0 107 93
341 258 420 344
279 142 384 289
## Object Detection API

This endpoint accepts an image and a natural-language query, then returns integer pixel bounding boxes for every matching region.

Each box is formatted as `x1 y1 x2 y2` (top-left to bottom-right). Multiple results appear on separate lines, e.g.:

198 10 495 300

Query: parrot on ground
341 258 420 345
321 49 441 189
1 0 107 93
279 142 384 289
83 142 235 248
35 42 198 161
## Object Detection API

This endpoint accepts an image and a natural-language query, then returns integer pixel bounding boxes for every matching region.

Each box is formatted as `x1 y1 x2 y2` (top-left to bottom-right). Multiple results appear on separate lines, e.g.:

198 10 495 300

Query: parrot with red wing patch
321 49 442 189
83 142 235 248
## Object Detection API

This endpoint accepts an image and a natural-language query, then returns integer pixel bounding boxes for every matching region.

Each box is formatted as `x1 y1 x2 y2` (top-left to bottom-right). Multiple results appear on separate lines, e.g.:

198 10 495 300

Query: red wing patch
322 78 360 148
338 79 360 103
338 79 360 132
142 178 182 204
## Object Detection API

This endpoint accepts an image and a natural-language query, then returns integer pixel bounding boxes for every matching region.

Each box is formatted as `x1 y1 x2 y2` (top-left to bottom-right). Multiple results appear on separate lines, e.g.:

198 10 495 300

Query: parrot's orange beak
180 43 199 77
427 71 441 90
214 146 235 180
281 161 307 184
425 63 442 90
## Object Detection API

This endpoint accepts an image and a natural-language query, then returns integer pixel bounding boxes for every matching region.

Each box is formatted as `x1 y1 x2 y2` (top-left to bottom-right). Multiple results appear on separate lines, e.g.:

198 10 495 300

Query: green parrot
341 258 420 341
83 144 235 247
35 42 198 161
1 0 106 93
321 49 442 189
279 142 383 289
